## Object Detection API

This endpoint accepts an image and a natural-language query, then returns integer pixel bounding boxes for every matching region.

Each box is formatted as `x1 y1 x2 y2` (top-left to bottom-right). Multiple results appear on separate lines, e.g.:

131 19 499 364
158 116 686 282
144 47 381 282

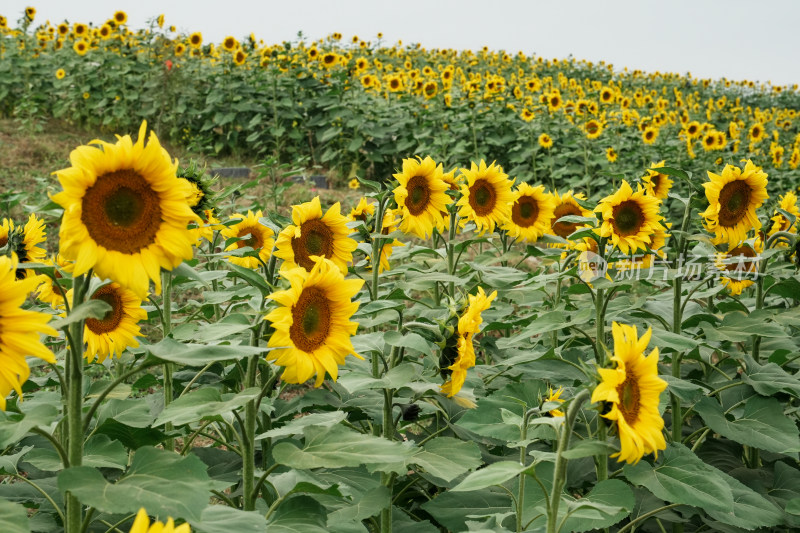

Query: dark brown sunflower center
651 175 661 190
512 196 540 228
551 204 581 238
289 287 332 352
586 122 599 134
717 181 751 227
85 285 124 334
291 219 334 270
645 131 654 140
0 235 7 248
616 376 640 425
611 201 644 236
469 179 497 216
725 245 757 273
405 175 431 216
236 225 264 250
81 169 162 254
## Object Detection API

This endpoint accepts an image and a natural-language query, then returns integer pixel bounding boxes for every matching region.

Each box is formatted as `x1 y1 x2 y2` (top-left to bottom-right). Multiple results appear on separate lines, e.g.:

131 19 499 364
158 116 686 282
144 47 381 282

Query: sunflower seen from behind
596 180 666 255
457 160 515 235
223 210 274 269
52 121 197 299
591 322 667 464
0 255 57 410
265 257 364 387
441 287 496 398
501 183 555 243
641 161 673 200
701 159 769 246
274 197 357 273
392 156 451 239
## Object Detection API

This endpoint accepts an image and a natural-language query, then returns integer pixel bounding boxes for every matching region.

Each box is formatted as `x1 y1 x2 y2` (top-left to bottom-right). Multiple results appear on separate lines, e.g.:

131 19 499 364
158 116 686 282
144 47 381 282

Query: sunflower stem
161 270 175 452
547 389 590 533
370 197 386 301
65 273 88 533
242 351 260 511
671 276 683 443
447 210 457 298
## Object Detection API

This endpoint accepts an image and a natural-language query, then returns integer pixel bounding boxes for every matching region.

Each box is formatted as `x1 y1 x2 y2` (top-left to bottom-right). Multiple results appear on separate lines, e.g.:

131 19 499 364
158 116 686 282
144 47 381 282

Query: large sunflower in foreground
701 160 769 246
714 241 762 296
641 161 673 200
264 257 364 387
441 287 496 397
596 180 666 255
392 156 451 239
591 322 667 464
457 160 515 235
52 121 197 299
0 255 57 410
501 183 556 243
68 282 147 363
274 197 357 273
223 210 275 269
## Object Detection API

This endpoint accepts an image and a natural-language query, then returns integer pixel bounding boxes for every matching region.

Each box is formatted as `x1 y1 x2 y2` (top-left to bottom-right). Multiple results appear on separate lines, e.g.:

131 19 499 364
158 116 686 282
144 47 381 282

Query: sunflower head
502 183 556 243
641 161 673 200
177 160 218 217
591 323 667 464
223 210 275 269
544 387 565 417
393 156 451 239
714 240 762 295
456 160 515 235
769 191 799 237
596 180 666 255
701 160 769 246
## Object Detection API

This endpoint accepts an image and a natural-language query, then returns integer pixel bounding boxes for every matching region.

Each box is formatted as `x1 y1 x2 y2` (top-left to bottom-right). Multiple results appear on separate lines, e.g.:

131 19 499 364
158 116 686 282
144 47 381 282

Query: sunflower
701 160 769 246
549 190 593 243
768 191 799 238
457 160 515 235
584 119 603 139
233 50 247 66
25 7 36 20
538 133 553 149
393 156 451 239
371 208 404 273
641 161 673 200
274 197 357 273
596 180 666 255
749 123 765 143
130 508 190 533
685 121 701 138
113 10 127 25
0 255 57 410
188 32 202 48
73 40 89 56
55 68 66 79
501 183 555 243
0 218 12 248
265 257 364 387
642 126 658 145
348 178 360 190
35 254 73 309
606 147 618 163
544 387 565 417
441 287 496 397
222 36 237 52
222 210 275 269
714 241 761 296
347 197 375 223
591 322 667 464
52 121 198 299
520 108 534 122
423 80 438 99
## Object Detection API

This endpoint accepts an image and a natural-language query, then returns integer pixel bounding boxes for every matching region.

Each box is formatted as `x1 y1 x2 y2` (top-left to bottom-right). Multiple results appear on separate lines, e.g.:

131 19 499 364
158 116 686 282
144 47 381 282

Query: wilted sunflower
265 257 364 387
393 156 451 239
457 160 515 235
0 255 57 410
641 161 673 200
441 287 496 397
130 508 190 533
596 180 666 255
714 241 761 296
52 121 198 299
274 197 358 273
591 322 667 464
701 160 769 245
768 191 799 239
223 210 275 269
502 183 555 243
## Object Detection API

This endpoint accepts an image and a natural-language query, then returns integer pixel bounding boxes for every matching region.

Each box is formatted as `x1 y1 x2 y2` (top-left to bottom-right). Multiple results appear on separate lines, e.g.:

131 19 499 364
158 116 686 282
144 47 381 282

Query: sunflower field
2 7 800 533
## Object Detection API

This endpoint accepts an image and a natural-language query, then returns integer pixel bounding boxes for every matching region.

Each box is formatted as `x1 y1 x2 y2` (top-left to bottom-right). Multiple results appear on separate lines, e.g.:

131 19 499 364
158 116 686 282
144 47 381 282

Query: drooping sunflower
548 190 594 244
71 282 147 363
52 121 198 299
768 191 799 239
701 160 769 246
714 241 761 296
591 322 667 464
596 180 666 255
274 197 358 273
641 161 673 200
441 287 497 398
222 210 275 269
265 257 364 387
392 156 451 239
457 160 515 235
501 183 556 243
0 255 57 410
130 508 190 533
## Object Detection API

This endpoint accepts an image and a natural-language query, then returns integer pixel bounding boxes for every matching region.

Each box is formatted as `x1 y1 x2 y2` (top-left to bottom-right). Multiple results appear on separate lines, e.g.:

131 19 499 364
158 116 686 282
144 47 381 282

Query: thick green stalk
671 277 683 442
242 352 259 511
161 270 175 451
517 408 537 532
548 390 591 533
370 198 386 301
447 210 457 298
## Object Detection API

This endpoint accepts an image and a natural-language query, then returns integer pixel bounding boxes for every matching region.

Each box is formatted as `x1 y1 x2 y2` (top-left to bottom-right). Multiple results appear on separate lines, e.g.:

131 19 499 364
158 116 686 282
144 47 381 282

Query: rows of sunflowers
2 7 800 533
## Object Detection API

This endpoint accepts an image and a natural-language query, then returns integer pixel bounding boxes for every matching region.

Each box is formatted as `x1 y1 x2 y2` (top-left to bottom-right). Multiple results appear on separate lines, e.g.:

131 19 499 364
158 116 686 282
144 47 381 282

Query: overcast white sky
7 0 800 86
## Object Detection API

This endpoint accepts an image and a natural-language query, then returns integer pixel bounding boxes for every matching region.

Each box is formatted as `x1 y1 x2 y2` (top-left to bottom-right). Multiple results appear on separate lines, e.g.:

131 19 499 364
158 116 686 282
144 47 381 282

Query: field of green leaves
2 7 800 533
